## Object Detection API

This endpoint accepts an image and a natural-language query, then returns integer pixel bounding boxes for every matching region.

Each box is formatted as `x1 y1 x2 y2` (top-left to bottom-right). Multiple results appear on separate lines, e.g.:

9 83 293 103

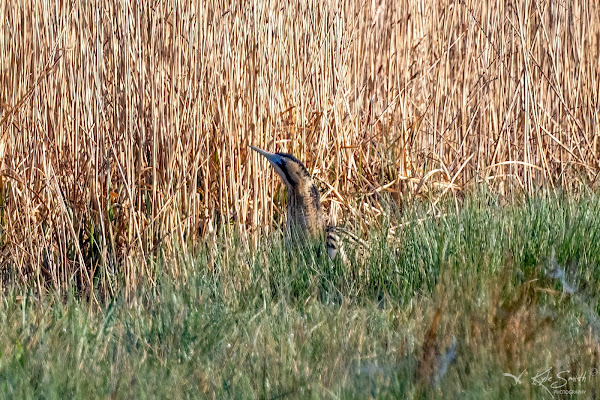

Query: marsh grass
1 0 599 293
0 192 599 398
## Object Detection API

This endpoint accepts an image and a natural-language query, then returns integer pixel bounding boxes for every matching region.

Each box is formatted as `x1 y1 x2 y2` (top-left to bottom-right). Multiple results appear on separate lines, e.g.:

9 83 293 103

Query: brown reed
0 0 598 295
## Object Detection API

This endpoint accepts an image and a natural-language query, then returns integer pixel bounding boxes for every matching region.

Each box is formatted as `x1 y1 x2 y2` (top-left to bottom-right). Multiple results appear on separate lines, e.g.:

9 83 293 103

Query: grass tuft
0 192 599 398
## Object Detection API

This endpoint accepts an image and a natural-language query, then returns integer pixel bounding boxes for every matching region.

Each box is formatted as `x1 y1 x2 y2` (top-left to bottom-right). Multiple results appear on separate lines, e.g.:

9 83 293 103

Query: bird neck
286 180 324 240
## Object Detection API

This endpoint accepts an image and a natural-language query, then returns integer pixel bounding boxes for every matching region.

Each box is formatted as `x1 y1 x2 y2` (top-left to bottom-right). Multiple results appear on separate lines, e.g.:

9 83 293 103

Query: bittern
249 145 339 259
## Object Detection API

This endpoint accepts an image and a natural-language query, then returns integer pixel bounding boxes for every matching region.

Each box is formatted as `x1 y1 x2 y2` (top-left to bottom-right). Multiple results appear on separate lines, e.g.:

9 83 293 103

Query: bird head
249 145 311 190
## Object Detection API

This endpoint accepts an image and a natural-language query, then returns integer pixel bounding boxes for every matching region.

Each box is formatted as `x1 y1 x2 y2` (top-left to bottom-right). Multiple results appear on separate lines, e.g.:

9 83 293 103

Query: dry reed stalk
0 0 598 293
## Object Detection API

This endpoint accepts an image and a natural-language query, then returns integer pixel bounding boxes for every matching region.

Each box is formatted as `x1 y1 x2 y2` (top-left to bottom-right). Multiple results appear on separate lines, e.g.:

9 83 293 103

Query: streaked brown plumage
249 145 339 259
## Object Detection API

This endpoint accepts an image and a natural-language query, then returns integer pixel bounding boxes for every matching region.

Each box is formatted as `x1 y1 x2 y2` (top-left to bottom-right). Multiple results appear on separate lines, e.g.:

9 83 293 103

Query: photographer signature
503 367 594 397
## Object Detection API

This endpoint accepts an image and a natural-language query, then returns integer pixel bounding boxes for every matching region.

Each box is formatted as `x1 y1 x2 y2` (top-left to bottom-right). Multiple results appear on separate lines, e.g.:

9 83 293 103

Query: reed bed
0 0 598 294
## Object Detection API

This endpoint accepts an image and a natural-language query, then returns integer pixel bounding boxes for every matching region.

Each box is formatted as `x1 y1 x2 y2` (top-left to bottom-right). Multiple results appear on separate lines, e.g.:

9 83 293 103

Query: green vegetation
1 191 599 399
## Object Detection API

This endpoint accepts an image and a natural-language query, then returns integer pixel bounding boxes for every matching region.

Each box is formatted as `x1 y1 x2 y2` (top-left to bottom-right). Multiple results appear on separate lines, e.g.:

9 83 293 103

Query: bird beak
249 145 283 166
249 145 292 187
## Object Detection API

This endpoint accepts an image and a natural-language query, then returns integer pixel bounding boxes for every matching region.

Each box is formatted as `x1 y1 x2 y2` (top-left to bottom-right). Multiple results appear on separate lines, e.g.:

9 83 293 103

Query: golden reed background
0 0 599 292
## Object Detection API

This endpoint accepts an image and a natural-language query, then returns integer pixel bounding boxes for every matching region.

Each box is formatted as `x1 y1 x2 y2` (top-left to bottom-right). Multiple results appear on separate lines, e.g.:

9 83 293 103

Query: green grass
1 191 600 399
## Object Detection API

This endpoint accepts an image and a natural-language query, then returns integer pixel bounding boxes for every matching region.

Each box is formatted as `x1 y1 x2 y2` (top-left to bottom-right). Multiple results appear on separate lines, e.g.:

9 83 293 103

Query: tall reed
0 0 598 294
